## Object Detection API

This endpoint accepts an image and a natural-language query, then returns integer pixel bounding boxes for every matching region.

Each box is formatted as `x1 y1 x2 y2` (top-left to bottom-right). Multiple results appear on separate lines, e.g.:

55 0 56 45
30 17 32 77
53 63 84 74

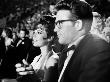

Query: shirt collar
68 35 85 48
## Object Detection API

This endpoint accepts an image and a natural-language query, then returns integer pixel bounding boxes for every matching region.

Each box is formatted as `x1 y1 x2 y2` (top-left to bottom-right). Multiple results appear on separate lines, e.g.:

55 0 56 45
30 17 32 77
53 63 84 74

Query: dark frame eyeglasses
55 19 76 29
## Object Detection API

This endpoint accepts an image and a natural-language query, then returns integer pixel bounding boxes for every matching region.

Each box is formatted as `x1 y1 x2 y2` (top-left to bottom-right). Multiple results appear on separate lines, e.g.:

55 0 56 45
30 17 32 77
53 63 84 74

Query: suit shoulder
90 34 110 50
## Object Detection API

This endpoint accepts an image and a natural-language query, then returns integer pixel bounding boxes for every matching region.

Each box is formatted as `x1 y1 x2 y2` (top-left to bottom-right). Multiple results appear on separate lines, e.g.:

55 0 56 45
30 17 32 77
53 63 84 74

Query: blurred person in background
28 29 34 40
12 31 19 47
49 2 57 17
102 16 110 43
90 12 107 41
0 28 17 81
15 29 32 63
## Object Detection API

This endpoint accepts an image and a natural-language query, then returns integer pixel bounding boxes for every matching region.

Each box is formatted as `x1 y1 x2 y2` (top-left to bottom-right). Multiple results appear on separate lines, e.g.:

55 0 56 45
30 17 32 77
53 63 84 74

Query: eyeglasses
55 19 76 29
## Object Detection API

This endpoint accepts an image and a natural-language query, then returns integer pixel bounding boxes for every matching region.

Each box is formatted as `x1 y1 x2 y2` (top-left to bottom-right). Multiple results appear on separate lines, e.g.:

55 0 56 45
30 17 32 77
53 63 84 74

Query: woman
16 16 59 82
0 28 17 80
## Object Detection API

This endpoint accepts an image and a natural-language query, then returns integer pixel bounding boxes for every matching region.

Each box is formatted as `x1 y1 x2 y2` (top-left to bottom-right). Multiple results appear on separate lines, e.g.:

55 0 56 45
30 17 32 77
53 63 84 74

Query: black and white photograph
0 0 110 82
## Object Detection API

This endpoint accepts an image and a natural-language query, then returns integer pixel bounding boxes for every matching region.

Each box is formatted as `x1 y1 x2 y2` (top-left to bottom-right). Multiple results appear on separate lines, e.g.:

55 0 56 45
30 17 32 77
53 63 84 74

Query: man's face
54 10 78 45
49 5 55 13
19 30 25 39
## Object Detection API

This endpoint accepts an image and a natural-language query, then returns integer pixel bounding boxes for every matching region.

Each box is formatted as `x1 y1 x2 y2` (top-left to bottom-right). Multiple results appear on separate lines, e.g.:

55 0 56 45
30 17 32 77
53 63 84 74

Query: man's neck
68 35 85 48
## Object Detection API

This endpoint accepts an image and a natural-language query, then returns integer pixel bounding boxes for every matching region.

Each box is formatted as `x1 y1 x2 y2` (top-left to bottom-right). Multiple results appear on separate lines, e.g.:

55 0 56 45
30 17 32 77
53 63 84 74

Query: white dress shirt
58 35 85 82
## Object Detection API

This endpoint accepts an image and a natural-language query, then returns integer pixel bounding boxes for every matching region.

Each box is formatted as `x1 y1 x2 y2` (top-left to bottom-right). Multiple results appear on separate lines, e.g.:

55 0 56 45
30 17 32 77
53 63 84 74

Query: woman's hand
15 59 34 75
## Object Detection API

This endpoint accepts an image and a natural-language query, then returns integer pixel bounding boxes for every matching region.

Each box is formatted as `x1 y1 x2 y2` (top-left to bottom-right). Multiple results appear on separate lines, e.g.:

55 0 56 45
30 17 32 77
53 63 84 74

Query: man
49 2 56 16
103 16 110 43
54 0 110 82
16 29 32 63
90 12 106 41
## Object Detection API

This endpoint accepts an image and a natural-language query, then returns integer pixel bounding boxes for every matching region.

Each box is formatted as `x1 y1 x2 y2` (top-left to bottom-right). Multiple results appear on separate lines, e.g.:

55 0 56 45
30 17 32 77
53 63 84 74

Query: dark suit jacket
59 33 110 82
16 37 32 63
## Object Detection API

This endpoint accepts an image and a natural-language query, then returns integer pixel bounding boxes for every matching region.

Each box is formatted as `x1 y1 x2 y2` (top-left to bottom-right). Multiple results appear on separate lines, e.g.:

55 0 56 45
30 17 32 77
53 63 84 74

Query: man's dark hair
55 0 93 20
19 29 29 35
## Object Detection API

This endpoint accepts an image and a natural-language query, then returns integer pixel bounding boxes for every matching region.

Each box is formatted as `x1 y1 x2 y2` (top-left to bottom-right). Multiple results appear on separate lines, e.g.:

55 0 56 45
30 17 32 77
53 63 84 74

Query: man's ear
74 20 83 31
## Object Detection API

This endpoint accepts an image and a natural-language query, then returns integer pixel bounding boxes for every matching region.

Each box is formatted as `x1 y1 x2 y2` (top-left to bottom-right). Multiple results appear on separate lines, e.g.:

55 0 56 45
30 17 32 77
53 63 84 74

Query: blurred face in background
49 5 55 13
104 17 110 36
32 24 48 47
12 32 16 40
19 30 25 39
103 27 110 36
92 16 102 29
106 27 110 36
49 5 56 15
105 17 110 27
91 14 103 33
2 30 7 38
29 30 34 39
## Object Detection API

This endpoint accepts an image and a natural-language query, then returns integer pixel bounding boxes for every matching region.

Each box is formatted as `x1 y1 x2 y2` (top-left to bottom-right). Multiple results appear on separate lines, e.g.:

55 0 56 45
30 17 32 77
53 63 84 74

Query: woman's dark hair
3 28 12 38
34 15 56 39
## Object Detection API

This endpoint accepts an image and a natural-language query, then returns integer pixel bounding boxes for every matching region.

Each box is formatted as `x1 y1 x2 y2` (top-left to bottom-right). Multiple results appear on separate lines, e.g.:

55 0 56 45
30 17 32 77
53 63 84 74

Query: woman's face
32 24 48 47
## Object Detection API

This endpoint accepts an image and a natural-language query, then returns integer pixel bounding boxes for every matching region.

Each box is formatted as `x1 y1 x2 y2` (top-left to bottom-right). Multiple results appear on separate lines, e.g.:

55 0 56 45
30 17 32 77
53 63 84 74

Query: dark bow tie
61 45 75 54
58 45 75 75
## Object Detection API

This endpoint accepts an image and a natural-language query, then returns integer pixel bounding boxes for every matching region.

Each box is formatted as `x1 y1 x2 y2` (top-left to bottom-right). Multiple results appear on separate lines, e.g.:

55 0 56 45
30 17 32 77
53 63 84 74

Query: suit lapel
61 33 93 80
70 33 93 61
